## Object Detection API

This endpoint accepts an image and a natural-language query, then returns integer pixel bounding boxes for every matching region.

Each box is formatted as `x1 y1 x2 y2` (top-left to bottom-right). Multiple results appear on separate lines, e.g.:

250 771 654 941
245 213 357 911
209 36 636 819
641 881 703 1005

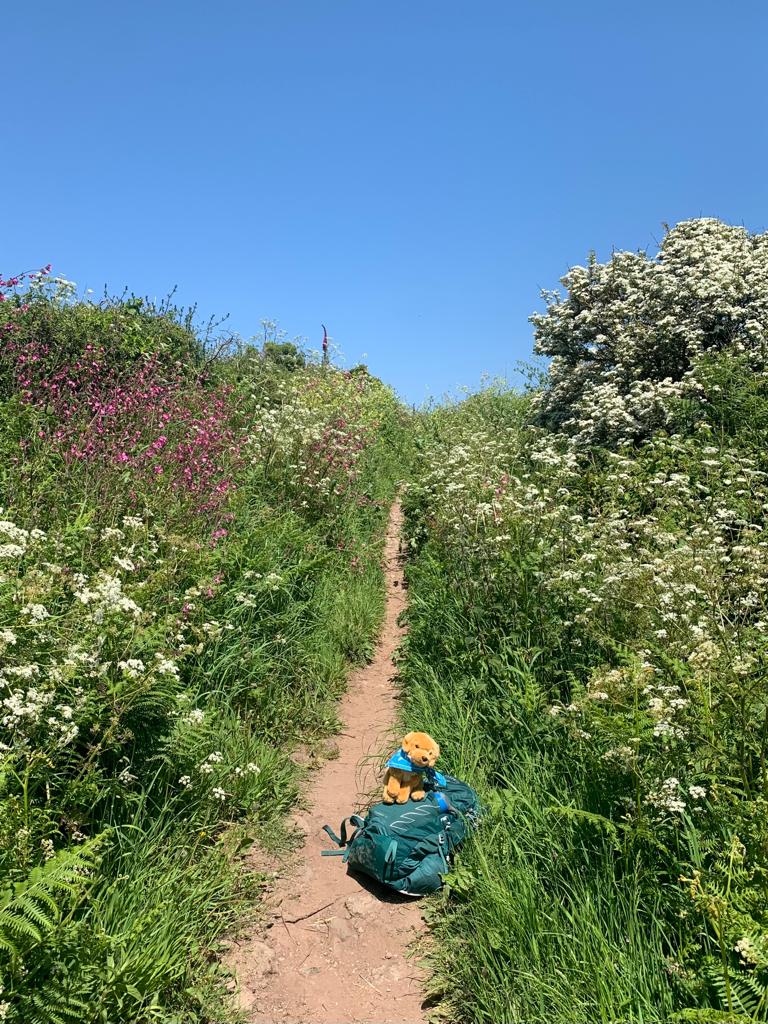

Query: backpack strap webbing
321 815 365 854
383 839 398 880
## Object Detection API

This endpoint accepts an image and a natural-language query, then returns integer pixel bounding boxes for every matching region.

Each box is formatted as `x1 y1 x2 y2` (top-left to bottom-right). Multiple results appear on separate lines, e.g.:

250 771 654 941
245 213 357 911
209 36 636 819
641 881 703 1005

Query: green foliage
261 339 306 371
400 354 768 1021
0 285 406 1020
0 840 99 959
0 287 202 403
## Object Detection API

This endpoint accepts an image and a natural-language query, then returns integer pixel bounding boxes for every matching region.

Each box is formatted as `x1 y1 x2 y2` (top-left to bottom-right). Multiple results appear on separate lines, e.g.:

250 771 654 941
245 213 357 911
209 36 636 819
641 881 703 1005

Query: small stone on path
327 915 356 942
344 892 378 917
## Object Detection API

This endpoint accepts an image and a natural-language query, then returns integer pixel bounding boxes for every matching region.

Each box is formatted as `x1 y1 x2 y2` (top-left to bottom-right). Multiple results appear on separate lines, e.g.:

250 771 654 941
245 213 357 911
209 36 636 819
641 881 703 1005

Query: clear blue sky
3 2 767 403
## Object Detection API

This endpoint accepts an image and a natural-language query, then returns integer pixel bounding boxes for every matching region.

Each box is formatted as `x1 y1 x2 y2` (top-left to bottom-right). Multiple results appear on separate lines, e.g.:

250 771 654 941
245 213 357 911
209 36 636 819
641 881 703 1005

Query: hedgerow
0 271 404 1022
401 219 768 1022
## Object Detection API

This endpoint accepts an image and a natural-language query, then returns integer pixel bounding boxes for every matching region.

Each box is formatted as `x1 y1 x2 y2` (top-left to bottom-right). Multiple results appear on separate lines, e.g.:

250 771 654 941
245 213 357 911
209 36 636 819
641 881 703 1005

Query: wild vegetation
400 219 768 1022
0 269 404 1023
3 216 767 1024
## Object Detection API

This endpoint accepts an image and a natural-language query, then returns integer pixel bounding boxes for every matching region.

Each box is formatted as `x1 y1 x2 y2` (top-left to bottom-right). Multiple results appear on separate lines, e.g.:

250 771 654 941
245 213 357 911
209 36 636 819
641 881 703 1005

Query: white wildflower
74 571 141 622
154 655 179 676
0 520 29 544
58 724 78 747
735 937 758 965
118 659 145 678
5 664 40 680
647 776 686 815
23 603 50 621
602 745 635 765
0 543 26 558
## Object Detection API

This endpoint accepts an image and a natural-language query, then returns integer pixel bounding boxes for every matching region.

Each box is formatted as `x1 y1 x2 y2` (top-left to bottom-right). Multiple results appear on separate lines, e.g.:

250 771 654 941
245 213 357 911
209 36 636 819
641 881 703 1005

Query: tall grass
400 367 768 1022
0 278 406 1022
401 587 686 1022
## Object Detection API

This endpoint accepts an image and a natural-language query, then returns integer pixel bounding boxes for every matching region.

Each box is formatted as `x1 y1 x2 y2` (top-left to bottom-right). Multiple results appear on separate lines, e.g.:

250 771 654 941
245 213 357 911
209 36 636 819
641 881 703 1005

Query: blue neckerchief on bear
386 748 446 786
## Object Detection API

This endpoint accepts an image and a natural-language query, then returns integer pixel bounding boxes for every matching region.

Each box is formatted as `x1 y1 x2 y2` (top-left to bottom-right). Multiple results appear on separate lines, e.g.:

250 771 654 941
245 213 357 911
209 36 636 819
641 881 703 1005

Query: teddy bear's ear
433 741 440 758
402 732 415 752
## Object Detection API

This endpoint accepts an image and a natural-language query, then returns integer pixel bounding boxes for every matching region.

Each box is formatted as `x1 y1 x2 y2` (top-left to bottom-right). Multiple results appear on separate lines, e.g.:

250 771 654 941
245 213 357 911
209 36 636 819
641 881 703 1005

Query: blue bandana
386 748 446 786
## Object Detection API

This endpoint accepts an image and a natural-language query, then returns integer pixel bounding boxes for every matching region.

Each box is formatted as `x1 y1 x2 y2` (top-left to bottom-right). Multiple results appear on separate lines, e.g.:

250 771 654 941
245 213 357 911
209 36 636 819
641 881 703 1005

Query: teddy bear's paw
411 791 426 800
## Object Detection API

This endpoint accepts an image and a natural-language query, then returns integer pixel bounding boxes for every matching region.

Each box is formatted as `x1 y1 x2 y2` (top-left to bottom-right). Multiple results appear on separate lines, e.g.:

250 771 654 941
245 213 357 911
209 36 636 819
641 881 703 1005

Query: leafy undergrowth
0 271 406 1022
7 218 768 1024
400 221 768 1023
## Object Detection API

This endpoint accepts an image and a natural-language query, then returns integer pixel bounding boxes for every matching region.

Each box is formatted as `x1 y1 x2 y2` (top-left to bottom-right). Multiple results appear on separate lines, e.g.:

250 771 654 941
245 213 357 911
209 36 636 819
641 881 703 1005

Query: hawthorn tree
530 218 768 445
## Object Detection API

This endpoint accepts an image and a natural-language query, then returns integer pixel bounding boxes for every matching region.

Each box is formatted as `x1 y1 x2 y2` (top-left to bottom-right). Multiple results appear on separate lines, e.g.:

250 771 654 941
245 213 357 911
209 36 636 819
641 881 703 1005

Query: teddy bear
382 731 444 804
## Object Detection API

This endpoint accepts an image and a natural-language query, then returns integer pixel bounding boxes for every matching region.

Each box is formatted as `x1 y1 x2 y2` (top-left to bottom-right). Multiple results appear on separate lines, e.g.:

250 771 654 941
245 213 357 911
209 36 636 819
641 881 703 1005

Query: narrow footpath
228 501 427 1024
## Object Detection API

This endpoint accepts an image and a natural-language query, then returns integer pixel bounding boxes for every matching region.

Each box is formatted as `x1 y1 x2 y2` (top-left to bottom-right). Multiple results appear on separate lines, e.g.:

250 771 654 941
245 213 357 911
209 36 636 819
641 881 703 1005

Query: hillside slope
0 272 406 1023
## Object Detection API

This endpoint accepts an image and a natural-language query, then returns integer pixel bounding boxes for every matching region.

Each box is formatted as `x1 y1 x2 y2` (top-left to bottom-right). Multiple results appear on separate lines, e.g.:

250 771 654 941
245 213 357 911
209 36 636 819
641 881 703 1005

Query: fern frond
12 892 58 930
26 983 90 1024
0 909 42 946
729 970 768 1017
545 803 620 839
670 1010 753 1023
702 958 768 1019
0 839 100 960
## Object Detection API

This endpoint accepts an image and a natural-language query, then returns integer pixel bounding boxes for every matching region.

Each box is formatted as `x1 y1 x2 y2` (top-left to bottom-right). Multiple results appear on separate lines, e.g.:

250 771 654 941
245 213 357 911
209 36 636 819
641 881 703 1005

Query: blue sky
3 2 767 403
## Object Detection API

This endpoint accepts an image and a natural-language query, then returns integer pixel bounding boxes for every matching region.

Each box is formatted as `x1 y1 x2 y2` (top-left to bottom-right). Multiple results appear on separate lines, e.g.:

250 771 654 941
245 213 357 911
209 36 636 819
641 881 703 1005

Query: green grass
0 287 408 1023
399 366 768 1022
401 651 685 1023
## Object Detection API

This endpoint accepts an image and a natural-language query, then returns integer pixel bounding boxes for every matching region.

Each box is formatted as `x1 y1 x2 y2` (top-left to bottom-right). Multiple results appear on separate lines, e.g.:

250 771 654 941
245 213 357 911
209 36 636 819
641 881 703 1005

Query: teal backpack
321 774 481 896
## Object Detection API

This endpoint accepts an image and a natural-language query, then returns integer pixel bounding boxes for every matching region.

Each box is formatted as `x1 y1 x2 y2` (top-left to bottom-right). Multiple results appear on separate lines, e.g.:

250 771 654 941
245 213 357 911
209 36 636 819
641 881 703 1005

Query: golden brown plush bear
382 731 441 804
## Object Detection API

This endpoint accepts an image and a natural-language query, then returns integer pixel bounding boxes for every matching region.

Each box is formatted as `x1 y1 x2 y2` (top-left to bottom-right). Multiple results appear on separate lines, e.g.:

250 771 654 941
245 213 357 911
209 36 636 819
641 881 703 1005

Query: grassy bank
400 223 768 1023
0 272 406 1022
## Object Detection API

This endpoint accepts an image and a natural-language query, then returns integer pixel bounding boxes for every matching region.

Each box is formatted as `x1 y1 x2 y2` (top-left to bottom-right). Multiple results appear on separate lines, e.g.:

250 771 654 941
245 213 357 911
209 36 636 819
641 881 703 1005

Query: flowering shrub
1 269 200 377
531 218 768 445
401 224 768 1020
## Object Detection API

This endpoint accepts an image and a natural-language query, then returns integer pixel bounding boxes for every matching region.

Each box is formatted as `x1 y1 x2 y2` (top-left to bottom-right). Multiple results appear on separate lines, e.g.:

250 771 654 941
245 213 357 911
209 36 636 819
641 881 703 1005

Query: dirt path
228 501 427 1024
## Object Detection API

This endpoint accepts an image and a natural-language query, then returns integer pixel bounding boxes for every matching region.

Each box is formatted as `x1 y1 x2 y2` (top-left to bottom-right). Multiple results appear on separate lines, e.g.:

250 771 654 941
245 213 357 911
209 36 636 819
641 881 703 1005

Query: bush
531 218 768 446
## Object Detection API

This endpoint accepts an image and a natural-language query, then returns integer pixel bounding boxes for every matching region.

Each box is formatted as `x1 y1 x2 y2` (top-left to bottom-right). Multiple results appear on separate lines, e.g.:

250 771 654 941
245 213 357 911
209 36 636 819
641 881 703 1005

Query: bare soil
227 501 427 1024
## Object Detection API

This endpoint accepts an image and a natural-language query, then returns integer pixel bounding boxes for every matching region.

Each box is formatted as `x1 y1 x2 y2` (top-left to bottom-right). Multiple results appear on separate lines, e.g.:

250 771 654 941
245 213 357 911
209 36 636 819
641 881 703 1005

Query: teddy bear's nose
420 755 429 764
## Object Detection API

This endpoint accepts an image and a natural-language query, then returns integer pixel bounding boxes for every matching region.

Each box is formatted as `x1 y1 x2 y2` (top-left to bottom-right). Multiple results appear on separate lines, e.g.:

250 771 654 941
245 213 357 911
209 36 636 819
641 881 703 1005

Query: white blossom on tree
530 218 768 445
